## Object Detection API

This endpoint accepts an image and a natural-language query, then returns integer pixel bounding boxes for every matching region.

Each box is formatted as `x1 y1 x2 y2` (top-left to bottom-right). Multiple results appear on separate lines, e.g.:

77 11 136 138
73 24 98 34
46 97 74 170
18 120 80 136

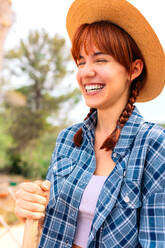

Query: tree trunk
0 0 12 70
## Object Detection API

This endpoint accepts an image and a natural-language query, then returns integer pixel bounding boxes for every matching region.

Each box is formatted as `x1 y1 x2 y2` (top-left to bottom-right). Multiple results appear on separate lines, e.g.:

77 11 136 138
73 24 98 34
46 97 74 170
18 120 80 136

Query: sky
4 0 165 123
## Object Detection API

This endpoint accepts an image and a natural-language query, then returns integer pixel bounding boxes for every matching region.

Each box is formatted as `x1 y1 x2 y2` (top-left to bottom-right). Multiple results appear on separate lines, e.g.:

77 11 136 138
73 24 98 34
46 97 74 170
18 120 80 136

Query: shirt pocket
115 180 142 209
53 156 76 177
47 156 76 209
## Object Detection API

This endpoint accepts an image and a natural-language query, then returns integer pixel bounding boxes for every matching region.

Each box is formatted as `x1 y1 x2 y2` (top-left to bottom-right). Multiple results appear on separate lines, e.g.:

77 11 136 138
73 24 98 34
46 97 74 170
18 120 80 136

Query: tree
0 0 12 70
20 126 65 179
5 29 79 112
0 113 13 170
2 30 81 177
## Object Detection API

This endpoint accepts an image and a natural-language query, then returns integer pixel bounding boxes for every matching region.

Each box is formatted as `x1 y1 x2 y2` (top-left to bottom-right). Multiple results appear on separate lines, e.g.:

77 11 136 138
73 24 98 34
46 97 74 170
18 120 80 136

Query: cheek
99 68 113 82
76 71 82 88
116 66 129 80
76 71 84 92
76 72 80 85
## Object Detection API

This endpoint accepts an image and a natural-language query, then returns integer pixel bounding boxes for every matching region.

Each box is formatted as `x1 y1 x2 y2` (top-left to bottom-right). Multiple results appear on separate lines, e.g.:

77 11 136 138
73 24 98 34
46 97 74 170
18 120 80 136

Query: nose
80 63 96 78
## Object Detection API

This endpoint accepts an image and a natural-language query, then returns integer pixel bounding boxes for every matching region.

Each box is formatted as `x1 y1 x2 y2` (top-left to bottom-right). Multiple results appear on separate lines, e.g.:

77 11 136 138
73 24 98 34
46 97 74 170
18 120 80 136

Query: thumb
40 180 50 192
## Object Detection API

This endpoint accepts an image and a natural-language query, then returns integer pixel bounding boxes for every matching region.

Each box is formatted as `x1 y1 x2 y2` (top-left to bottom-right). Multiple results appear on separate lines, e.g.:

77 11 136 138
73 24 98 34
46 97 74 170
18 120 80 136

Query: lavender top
74 175 107 247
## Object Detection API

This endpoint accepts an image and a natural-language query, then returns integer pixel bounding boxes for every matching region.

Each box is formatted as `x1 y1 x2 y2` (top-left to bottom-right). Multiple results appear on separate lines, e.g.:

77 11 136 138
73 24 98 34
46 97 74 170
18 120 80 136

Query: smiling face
76 46 131 110
71 22 146 111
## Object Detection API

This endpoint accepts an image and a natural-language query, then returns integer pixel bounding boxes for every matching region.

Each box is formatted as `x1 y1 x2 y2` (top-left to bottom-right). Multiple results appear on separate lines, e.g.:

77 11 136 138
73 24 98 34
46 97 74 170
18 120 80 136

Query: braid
74 108 96 147
74 81 141 150
100 80 141 151
84 108 96 121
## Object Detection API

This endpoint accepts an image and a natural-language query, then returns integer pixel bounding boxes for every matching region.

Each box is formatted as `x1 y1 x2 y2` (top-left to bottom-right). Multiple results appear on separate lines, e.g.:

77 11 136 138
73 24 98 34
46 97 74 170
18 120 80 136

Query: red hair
72 21 146 150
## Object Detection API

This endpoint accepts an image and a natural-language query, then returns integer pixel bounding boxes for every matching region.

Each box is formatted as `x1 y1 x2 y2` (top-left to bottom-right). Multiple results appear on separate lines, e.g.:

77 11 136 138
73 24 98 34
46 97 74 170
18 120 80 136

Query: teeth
85 84 104 92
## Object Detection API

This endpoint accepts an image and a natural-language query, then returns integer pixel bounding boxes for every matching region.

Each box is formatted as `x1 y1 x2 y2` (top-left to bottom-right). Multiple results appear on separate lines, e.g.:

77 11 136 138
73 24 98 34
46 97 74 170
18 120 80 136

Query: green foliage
2 29 81 178
20 126 64 179
0 209 19 226
8 107 48 151
4 29 81 115
0 114 13 169
6 30 73 110
4 212 18 226
5 29 75 112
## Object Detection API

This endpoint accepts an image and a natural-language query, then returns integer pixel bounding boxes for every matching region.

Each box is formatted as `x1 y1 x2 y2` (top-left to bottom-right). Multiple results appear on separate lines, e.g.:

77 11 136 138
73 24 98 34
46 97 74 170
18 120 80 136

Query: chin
85 101 101 109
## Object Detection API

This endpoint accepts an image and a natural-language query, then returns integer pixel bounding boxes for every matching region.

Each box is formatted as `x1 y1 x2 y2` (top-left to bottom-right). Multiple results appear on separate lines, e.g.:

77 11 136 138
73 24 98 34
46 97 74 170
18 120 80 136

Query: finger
35 180 50 203
20 182 44 195
34 180 42 187
15 190 47 205
16 199 46 213
15 206 45 220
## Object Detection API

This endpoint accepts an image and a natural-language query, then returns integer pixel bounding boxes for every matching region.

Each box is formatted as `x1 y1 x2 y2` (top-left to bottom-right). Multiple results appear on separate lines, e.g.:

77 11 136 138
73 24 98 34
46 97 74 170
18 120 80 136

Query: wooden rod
22 219 41 248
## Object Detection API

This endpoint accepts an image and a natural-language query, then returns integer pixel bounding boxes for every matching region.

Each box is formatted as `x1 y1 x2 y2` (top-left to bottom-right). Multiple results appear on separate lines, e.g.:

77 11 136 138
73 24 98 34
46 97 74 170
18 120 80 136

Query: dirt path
0 224 24 248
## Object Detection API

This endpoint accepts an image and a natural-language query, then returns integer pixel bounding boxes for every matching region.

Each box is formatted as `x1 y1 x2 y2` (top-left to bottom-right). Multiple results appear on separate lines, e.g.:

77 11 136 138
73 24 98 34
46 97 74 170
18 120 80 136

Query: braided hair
74 80 141 150
73 108 96 147
100 80 141 151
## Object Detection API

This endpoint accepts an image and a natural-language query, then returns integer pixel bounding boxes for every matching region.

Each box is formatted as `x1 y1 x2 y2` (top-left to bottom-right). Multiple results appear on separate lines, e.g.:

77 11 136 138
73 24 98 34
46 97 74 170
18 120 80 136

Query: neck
96 103 125 136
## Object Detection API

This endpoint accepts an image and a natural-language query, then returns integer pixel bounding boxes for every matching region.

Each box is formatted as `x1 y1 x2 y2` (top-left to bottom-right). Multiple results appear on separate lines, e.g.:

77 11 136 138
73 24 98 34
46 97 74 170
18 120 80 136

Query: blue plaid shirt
39 107 165 248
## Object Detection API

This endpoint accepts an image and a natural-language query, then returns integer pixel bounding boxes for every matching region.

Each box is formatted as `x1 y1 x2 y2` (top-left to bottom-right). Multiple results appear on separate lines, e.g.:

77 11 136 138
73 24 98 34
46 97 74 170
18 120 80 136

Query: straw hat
66 0 165 102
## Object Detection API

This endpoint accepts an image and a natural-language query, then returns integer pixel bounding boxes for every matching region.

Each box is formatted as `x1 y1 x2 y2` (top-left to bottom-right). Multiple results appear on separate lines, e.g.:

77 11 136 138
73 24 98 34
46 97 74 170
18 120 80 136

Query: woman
15 0 165 247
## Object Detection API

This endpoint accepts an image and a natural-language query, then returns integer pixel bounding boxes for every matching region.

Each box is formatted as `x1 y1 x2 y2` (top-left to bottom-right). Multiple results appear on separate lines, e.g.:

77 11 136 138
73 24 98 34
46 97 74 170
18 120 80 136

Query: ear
130 59 144 81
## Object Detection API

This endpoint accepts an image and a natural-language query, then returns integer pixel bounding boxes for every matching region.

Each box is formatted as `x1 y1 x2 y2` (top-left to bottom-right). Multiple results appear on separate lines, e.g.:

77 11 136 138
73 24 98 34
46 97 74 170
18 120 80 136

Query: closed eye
77 61 86 67
95 59 107 63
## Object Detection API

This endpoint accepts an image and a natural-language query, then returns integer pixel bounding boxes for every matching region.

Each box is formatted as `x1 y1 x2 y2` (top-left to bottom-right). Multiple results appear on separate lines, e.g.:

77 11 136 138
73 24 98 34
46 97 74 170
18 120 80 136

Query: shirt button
123 171 126 177
113 152 117 158
124 195 130 203
80 181 85 187
71 212 75 217
65 239 69 245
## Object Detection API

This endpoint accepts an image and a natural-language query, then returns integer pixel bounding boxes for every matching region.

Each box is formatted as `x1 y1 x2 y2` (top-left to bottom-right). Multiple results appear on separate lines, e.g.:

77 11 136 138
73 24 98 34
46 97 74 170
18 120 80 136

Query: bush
20 129 60 179
0 115 13 170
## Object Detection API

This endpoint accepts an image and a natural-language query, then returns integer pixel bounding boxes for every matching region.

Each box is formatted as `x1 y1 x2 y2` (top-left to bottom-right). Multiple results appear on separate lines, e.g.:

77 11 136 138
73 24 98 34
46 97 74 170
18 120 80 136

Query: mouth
84 84 105 93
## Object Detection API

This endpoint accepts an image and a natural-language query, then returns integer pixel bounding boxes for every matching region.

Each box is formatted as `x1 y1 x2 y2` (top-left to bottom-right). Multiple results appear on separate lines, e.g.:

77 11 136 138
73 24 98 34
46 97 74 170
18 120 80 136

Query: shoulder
55 122 83 147
138 121 165 160
148 124 165 150
51 122 83 159
137 121 165 146
147 122 165 147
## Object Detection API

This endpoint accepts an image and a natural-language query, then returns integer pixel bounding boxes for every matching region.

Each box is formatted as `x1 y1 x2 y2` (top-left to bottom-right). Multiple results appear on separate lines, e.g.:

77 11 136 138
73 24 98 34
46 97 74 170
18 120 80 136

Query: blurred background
0 0 164 247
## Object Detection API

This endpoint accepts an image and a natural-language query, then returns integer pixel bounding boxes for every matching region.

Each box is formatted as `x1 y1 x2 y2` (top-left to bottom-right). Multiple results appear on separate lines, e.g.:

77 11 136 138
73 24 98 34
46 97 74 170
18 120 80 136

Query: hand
15 180 50 222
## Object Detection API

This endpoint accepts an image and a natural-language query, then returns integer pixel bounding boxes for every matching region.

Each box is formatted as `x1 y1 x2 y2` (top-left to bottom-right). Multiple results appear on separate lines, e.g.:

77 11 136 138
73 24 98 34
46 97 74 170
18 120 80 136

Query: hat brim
66 0 165 102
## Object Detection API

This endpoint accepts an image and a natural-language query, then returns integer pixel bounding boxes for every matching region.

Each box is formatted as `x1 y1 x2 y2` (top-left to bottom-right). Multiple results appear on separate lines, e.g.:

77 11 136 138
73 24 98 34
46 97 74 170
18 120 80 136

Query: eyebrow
79 52 105 59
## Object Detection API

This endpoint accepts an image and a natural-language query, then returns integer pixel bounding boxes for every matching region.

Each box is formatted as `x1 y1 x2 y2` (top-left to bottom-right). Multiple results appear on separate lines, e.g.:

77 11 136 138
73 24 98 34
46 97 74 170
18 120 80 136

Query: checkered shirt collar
82 106 145 155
